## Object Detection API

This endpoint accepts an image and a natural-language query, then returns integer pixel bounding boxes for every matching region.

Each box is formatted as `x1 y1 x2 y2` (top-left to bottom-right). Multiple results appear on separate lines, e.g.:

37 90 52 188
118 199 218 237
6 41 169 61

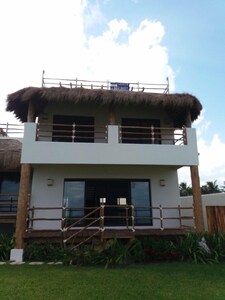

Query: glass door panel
131 181 152 225
63 181 85 224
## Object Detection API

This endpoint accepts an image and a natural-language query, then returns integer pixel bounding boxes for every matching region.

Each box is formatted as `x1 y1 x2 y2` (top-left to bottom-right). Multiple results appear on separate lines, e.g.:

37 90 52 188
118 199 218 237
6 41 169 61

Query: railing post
6 122 9 135
131 205 135 232
72 123 76 142
125 206 129 229
100 205 105 230
183 126 187 145
119 125 122 143
159 205 164 230
29 206 34 230
105 126 108 142
178 205 182 228
151 125 155 144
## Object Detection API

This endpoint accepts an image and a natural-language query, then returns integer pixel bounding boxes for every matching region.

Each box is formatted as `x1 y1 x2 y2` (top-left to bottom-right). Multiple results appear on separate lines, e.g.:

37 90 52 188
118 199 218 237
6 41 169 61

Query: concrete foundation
10 249 24 262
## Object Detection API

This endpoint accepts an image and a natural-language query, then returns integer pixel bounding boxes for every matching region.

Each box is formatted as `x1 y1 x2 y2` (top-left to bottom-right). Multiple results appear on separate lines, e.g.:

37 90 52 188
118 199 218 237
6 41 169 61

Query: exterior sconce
159 179 166 187
47 179 54 186
100 197 106 204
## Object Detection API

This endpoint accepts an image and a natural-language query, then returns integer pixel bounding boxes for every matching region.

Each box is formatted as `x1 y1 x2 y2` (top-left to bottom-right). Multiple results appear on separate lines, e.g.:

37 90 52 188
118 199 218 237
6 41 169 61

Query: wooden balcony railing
27 204 195 232
119 126 187 145
36 123 108 143
0 193 18 223
0 123 24 138
36 123 187 145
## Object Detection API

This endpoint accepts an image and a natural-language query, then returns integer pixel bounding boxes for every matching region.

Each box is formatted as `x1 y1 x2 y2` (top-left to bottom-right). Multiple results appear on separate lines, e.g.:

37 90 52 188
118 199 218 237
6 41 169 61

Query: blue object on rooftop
110 82 129 91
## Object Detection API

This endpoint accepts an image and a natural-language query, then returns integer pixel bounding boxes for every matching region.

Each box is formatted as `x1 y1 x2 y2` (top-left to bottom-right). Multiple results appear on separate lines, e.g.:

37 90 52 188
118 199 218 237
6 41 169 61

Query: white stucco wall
21 123 199 166
180 193 225 230
30 164 181 230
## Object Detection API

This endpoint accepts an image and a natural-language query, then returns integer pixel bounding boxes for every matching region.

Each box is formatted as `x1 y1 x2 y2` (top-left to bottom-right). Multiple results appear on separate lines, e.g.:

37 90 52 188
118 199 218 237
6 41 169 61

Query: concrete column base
10 249 24 262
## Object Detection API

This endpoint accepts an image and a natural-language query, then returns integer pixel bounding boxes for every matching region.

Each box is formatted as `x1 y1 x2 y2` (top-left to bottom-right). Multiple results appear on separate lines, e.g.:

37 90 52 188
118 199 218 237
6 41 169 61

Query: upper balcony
21 122 199 166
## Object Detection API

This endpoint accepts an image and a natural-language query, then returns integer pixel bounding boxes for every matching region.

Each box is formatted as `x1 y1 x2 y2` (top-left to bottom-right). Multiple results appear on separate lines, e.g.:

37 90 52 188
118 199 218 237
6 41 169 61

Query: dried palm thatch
6 87 202 127
0 139 22 171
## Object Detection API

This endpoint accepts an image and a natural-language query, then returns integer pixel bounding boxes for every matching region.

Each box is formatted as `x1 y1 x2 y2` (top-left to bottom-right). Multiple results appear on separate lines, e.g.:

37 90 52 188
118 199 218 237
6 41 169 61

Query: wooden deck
25 227 188 244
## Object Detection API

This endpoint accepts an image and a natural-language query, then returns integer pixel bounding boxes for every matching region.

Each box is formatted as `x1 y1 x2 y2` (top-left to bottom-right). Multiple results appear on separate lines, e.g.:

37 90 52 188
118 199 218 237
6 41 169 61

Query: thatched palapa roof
6 87 202 127
0 139 22 171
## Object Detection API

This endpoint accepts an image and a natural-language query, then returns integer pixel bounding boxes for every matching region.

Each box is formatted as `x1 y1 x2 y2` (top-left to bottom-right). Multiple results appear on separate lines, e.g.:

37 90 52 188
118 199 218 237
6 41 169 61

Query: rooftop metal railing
0 123 24 138
42 71 169 94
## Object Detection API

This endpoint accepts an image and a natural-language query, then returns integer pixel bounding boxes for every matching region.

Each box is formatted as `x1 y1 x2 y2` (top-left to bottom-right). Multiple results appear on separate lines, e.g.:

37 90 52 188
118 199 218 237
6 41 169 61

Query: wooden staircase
62 205 135 250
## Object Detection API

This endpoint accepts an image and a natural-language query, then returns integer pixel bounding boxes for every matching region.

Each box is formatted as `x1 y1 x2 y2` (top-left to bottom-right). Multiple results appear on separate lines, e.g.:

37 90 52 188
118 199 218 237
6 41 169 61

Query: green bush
171 231 225 264
24 242 65 262
22 232 225 266
0 233 14 261
141 237 177 261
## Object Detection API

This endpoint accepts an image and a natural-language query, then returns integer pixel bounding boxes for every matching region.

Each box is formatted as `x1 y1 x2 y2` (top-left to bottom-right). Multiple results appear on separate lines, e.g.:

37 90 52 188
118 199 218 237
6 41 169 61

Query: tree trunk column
109 104 116 125
15 164 31 249
190 165 204 232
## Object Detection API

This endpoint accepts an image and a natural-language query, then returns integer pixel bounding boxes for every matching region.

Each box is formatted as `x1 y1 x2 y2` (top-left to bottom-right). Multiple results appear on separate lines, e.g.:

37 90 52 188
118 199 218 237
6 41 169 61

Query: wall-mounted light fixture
47 179 54 186
159 179 166 187
100 197 106 204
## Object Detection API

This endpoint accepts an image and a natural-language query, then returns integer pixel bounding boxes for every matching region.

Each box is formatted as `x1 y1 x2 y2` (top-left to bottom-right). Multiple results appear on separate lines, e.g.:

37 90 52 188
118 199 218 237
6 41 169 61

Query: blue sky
0 0 224 185
86 0 225 142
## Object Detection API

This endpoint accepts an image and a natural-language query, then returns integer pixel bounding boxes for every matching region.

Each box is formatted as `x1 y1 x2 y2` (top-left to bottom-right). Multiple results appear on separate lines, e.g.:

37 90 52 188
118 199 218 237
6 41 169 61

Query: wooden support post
27 101 35 122
109 105 116 125
15 164 31 249
190 165 204 232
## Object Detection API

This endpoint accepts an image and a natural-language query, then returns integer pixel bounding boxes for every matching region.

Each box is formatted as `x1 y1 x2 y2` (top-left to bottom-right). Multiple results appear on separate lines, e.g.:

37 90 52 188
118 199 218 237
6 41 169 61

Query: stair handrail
63 206 101 231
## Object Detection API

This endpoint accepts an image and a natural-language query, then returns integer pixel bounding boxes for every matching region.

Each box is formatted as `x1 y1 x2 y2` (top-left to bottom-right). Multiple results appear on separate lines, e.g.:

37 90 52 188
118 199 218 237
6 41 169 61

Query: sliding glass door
131 181 152 225
63 179 152 226
63 181 85 222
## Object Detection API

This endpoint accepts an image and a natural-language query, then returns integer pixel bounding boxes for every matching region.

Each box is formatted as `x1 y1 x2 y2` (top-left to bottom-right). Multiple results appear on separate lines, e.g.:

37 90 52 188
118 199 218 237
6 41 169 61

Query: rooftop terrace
42 70 170 94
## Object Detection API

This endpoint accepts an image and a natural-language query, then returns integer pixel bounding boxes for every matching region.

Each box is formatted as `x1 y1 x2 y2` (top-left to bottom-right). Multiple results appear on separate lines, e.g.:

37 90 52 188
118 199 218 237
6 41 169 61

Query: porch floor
25 227 188 243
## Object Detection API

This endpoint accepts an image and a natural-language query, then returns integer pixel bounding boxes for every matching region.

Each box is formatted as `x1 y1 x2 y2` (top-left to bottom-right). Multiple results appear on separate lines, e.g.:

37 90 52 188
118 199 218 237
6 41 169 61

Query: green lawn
1 262 225 300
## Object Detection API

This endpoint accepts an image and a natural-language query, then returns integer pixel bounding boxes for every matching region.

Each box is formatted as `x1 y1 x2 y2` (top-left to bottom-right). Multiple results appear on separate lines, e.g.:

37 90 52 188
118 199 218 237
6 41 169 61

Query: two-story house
5 75 204 262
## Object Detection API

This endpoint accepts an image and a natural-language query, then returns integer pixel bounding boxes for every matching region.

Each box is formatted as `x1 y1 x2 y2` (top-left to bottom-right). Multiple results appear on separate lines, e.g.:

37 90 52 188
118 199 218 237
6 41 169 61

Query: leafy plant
0 233 14 261
171 231 225 264
24 242 65 262
141 237 177 261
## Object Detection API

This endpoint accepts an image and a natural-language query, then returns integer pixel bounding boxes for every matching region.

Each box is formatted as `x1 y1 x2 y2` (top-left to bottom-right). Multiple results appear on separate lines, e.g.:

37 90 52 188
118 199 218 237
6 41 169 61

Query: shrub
23 232 225 266
0 233 14 261
24 242 65 262
171 231 225 264
141 237 177 261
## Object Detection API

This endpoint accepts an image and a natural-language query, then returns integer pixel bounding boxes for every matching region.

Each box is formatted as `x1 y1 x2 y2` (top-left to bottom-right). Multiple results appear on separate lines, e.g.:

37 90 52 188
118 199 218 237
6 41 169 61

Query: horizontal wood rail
42 71 169 94
120 126 187 145
36 123 187 145
27 204 194 232
0 123 24 138
0 194 18 217
37 123 108 143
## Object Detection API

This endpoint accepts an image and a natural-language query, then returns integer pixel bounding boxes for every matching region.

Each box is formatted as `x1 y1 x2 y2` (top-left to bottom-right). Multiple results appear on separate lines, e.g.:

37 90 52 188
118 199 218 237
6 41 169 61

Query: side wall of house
180 193 225 230
30 165 180 230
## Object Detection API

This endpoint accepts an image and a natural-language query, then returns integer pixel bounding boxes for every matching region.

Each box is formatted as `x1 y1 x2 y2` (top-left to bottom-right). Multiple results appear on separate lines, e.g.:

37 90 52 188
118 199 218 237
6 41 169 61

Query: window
121 118 161 144
63 179 152 226
131 181 152 225
0 173 20 212
53 115 94 142
63 181 85 221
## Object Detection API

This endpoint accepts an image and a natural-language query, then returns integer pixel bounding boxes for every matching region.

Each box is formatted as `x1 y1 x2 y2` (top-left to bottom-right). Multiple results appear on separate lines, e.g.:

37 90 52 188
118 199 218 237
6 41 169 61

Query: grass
1 262 225 299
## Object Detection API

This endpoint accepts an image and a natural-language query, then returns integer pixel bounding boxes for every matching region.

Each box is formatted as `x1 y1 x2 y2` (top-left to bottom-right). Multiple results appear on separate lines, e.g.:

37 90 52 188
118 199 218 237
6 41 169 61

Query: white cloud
83 0 106 28
179 112 225 187
198 134 225 186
